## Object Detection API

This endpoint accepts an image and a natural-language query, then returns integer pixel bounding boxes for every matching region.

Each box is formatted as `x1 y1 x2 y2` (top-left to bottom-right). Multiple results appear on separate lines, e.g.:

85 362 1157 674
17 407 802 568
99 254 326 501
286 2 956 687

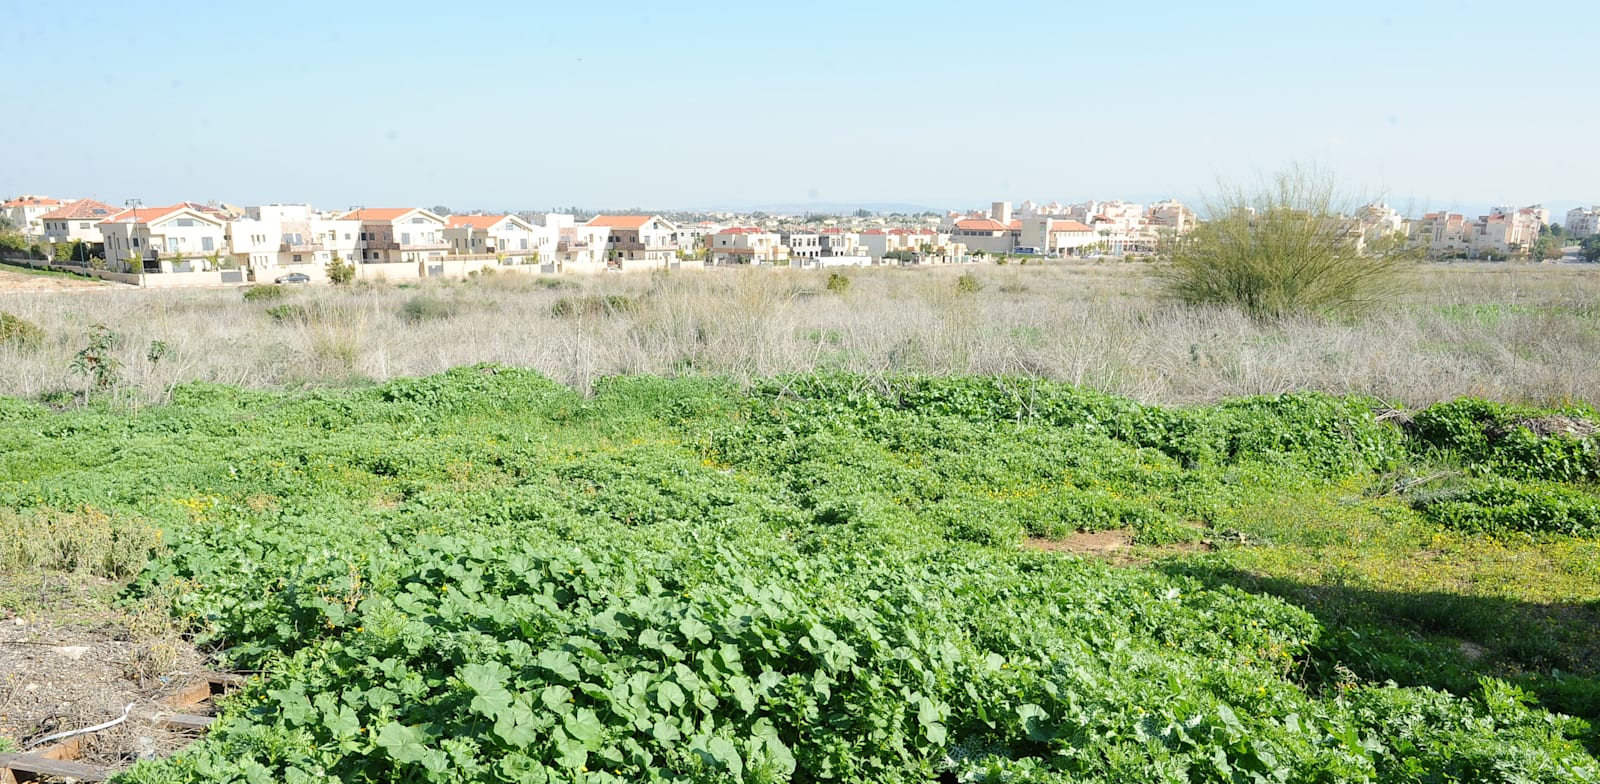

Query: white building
227 204 361 277
3 196 71 239
39 199 118 248
1565 206 1600 238
1147 199 1196 235
97 202 230 272
586 215 680 270
709 227 788 265
340 208 450 265
445 214 554 263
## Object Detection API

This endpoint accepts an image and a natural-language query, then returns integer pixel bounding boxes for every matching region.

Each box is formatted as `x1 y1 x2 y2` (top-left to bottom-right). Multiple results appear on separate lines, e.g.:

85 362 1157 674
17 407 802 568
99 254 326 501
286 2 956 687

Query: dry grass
0 261 1595 407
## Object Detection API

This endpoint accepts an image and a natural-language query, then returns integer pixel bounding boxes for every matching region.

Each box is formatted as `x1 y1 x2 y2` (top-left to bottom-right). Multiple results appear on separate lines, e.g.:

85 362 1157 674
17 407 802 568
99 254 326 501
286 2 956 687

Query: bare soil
1024 529 1213 565
0 577 221 770
0 266 106 292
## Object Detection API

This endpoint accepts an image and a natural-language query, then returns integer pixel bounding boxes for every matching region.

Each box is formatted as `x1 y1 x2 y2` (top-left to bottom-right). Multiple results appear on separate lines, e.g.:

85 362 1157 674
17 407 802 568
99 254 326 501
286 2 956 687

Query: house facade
445 214 555 263
340 208 450 264
1565 206 1600 238
40 199 118 248
97 203 230 272
709 227 789 265
4 196 69 239
586 214 680 270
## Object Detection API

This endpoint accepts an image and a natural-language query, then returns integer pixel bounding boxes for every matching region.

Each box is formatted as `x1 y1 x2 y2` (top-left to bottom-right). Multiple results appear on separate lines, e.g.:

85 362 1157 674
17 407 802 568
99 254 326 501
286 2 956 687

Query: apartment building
227 204 361 275
1147 199 1196 234
586 214 680 269
340 208 449 264
1565 206 1600 238
949 218 1017 255
779 230 821 262
97 203 230 272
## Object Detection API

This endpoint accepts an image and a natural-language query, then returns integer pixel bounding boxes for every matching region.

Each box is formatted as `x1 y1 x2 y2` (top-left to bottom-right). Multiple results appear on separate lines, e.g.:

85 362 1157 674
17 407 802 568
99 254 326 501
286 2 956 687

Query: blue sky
3 0 1595 217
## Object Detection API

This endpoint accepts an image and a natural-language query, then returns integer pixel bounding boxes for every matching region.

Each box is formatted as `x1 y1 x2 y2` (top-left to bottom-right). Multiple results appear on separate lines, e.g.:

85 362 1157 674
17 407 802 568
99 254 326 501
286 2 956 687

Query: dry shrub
0 506 164 579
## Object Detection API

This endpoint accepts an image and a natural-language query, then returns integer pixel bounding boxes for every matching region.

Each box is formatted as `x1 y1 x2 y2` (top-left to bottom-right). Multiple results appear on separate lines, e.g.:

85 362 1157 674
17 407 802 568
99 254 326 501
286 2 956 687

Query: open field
0 370 1596 781
0 261 108 292
0 261 1597 407
1 261 1598 781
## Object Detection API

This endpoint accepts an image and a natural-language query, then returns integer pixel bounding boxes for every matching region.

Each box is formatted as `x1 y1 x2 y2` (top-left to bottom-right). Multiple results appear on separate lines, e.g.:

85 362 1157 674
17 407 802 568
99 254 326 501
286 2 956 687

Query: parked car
275 273 311 284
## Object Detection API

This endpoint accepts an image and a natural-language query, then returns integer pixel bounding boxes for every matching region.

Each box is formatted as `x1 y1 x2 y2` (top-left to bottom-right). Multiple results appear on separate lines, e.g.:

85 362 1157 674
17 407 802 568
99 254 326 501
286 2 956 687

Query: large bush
1158 167 1418 319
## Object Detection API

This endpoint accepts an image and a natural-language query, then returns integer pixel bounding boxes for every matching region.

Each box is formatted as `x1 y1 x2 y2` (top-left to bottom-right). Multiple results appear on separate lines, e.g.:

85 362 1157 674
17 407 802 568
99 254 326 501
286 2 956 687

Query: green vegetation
242 283 287 302
0 370 1595 782
327 252 355 285
1159 167 1419 319
550 294 637 318
400 292 463 323
1583 235 1600 263
824 272 851 294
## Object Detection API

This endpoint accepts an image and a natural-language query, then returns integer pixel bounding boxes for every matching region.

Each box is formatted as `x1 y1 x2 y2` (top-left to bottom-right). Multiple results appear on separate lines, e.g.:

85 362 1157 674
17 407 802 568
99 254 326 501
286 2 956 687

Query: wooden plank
160 714 215 732
1 762 18 784
36 735 83 761
0 752 108 782
166 681 213 709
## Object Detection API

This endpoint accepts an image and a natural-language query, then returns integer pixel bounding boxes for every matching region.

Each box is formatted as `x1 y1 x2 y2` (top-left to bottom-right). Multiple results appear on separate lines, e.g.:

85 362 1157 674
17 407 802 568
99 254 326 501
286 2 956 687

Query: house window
176 219 195 227
400 233 411 245
293 254 302 263
132 238 140 248
202 237 214 251
411 217 427 224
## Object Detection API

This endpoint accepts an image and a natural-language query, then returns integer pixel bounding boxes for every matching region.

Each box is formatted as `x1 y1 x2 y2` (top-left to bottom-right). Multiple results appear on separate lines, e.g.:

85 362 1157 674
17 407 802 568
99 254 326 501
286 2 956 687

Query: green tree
1158 165 1418 320
326 252 355 284
1582 234 1600 263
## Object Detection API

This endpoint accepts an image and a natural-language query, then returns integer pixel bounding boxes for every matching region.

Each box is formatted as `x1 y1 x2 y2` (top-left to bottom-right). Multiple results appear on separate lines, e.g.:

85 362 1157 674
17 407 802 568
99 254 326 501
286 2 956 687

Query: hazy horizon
3 1 1595 219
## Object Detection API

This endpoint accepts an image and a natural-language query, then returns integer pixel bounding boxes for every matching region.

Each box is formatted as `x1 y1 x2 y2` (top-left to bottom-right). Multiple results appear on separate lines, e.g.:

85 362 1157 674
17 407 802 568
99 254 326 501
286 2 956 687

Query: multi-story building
1017 217 1096 255
586 214 680 270
818 228 863 257
39 199 118 253
1413 212 1471 257
545 214 609 271
1147 199 1196 234
340 208 450 264
709 227 788 265
227 204 360 277
445 214 554 263
780 230 821 262
97 202 230 272
3 196 70 239
1567 206 1600 238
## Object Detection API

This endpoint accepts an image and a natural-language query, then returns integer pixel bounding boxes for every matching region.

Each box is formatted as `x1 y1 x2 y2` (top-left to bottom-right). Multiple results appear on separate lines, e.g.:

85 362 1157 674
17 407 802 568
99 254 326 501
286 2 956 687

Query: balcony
279 242 325 253
365 240 450 251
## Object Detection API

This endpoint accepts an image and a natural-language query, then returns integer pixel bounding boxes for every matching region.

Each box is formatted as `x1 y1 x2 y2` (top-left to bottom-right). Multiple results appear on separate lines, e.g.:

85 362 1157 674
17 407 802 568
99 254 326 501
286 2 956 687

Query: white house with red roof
339 208 449 264
97 203 230 272
225 204 361 277
40 199 118 247
585 215 680 270
444 214 555 263
948 217 1018 255
709 227 789 266
3 196 72 239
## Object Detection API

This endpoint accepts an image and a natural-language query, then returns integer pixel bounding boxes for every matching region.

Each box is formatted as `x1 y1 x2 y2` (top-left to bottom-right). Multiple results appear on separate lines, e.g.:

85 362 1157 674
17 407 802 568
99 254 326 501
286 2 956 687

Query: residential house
1413 212 1471 257
546 214 609 272
227 204 361 279
709 227 789 266
586 214 680 270
3 196 70 239
39 199 118 257
340 208 450 264
97 203 231 272
780 230 821 262
445 214 554 264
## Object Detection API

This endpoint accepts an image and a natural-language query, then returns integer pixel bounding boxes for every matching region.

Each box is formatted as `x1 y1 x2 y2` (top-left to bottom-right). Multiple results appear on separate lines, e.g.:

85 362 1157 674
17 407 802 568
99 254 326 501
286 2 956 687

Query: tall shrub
1158 166 1417 319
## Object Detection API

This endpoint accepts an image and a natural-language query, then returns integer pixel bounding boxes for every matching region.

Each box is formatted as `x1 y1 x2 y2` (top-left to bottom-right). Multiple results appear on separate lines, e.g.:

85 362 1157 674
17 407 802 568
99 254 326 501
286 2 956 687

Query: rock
53 645 92 660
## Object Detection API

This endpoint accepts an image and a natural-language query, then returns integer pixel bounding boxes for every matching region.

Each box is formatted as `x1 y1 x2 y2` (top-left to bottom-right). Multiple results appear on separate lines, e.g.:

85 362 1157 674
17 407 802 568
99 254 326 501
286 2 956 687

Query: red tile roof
1050 220 1094 232
40 199 118 221
339 208 425 221
447 214 512 229
586 215 654 229
716 227 767 235
3 197 64 208
953 218 1009 232
98 203 224 226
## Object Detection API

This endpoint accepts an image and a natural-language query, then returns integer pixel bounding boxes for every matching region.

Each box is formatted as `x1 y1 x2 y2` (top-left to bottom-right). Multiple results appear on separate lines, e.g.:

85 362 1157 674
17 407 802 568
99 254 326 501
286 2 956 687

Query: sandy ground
0 266 110 292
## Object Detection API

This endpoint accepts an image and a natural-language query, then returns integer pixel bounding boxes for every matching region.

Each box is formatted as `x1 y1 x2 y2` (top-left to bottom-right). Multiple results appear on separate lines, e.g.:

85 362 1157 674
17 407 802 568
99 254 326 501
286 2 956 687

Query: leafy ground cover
0 369 1597 782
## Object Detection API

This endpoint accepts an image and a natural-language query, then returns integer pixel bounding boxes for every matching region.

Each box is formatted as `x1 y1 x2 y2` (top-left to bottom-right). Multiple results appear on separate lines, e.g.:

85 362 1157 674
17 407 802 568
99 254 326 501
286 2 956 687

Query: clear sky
3 0 1595 216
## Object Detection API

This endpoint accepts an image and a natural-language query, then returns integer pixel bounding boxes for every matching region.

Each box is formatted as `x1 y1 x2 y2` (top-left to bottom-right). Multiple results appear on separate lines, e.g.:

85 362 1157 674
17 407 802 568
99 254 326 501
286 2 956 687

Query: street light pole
124 198 142 272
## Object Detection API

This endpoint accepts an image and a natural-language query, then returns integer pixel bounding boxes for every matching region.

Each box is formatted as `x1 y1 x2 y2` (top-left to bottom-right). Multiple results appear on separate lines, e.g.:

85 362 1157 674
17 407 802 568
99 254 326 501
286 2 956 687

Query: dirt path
0 266 110 292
